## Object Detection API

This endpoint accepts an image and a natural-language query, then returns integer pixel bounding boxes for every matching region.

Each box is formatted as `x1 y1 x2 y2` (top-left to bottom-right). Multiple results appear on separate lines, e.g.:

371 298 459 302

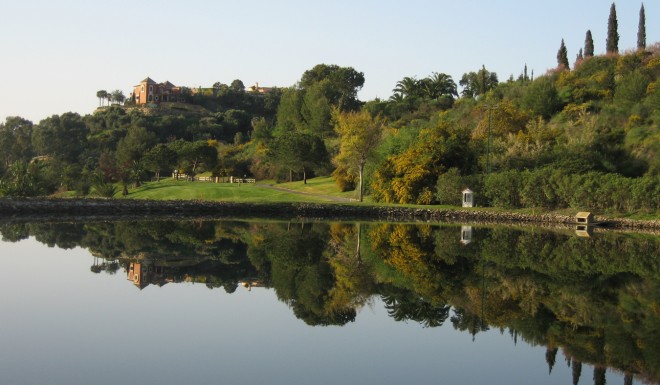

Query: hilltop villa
132 77 184 104
246 82 275 95
131 77 276 105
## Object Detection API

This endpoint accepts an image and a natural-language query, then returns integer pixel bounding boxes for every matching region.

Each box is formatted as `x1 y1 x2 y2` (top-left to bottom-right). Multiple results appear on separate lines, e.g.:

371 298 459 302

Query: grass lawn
113 177 659 220
275 176 367 201
125 178 331 203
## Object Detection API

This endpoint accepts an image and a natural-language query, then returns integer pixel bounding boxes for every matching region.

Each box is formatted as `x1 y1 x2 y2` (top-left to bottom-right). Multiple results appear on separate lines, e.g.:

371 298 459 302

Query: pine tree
638 3 646 50
606 3 619 54
585 30 595 57
557 39 570 70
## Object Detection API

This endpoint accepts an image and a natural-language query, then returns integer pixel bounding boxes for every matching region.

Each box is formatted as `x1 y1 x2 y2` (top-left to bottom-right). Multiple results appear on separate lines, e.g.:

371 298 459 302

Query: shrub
484 171 522 208
435 168 463 205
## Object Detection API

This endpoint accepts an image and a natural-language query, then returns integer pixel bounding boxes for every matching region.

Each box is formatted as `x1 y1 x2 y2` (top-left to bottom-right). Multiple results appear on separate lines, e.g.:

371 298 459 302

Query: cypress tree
571 360 582 385
557 39 570 70
575 48 584 66
585 30 595 57
638 3 646 50
546 347 558 374
606 3 619 54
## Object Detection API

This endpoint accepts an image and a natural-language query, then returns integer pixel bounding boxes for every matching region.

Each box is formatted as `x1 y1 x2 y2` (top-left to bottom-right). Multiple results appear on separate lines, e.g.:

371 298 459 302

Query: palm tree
388 93 405 103
96 90 108 107
428 72 458 98
392 76 420 99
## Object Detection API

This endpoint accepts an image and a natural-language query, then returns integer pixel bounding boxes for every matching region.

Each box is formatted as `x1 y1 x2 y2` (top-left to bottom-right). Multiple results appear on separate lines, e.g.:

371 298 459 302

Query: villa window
148 95 153 102
149 85 153 93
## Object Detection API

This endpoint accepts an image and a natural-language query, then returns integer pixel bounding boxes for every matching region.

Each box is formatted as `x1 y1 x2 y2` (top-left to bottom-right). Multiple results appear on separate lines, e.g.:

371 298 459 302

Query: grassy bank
120 177 658 221
126 178 330 203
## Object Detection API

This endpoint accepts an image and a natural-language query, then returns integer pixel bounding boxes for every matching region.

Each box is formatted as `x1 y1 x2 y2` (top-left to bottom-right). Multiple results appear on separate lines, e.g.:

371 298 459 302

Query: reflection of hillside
368 223 660 384
2 220 658 384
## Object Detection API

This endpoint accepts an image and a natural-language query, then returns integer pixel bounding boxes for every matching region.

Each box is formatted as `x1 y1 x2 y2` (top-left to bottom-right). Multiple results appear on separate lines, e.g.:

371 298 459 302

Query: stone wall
0 198 657 230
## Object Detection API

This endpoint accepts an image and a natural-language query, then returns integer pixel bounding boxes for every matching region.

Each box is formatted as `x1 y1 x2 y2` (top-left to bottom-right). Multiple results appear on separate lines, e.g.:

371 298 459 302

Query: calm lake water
0 219 658 385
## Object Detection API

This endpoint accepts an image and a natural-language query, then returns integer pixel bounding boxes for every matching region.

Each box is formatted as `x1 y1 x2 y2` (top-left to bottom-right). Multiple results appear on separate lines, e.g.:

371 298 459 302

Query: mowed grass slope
125 178 335 203
274 177 363 201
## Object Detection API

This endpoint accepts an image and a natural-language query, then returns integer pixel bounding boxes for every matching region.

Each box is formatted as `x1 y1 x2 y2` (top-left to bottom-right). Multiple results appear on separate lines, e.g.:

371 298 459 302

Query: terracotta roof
141 77 157 84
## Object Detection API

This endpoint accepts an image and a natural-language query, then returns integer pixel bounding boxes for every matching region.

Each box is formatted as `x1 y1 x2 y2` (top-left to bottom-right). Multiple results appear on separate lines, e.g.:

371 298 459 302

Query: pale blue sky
0 0 655 123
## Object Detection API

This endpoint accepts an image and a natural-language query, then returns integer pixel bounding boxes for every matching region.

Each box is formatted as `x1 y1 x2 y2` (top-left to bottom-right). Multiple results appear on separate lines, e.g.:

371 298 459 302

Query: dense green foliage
0 7 658 215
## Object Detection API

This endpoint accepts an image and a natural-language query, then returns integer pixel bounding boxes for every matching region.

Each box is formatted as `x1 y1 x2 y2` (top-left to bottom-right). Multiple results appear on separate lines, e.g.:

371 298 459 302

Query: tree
230 79 245 93
393 73 457 102
434 168 463 205
32 113 88 164
332 109 384 201
269 131 329 183
585 30 595 57
115 125 156 166
96 90 108 107
168 140 218 177
143 143 177 181
275 88 305 134
426 72 458 99
250 117 272 143
111 89 125 105
0 116 34 168
575 48 584 67
557 39 570 70
637 3 646 50
300 64 365 112
0 161 43 197
521 76 561 119
301 82 332 137
392 76 420 99
606 3 619 54
459 65 498 98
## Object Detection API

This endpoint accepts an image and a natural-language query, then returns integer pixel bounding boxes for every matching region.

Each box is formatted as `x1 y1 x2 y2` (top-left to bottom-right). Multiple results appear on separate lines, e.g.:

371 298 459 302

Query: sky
0 0 656 123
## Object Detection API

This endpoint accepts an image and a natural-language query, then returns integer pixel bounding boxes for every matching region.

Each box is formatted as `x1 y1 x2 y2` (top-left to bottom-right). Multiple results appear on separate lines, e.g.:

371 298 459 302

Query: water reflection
1 219 659 384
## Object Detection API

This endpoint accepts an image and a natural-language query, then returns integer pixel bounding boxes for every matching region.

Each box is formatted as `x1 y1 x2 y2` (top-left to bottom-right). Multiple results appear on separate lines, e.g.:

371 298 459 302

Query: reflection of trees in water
572 359 582 385
90 256 119 274
245 222 362 326
381 286 450 328
450 308 489 339
1 220 659 383
367 223 660 384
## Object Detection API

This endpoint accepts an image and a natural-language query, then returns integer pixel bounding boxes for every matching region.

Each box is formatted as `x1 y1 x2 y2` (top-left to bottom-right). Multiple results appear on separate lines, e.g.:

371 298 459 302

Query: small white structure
460 226 473 245
462 188 474 208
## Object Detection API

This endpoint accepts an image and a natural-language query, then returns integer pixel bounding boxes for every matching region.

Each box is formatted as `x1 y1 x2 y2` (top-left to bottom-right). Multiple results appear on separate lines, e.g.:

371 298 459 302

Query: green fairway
125 178 333 203
275 177 363 201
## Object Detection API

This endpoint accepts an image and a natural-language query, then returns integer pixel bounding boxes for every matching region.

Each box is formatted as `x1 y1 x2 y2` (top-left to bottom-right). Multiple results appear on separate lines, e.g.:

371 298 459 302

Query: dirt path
256 183 355 203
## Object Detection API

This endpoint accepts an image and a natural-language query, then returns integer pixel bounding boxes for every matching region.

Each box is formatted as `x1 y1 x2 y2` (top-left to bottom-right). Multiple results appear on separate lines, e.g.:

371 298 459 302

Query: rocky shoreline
0 197 658 231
